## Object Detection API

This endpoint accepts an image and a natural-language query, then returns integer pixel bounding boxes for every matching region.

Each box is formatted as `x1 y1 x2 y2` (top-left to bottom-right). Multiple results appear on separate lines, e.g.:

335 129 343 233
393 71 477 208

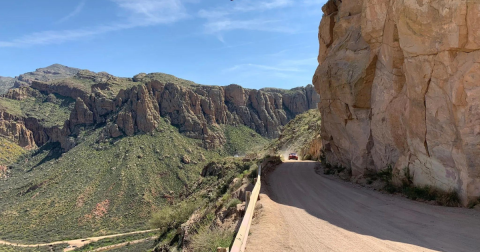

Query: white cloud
0 0 188 47
302 0 327 6
225 57 317 74
199 0 294 36
56 0 86 24
233 0 293 12
226 63 301 73
111 0 188 25
204 19 291 34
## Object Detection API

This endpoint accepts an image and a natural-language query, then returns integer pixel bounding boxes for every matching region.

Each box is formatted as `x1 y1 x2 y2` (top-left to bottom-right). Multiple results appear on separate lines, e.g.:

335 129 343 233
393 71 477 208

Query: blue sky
0 0 326 89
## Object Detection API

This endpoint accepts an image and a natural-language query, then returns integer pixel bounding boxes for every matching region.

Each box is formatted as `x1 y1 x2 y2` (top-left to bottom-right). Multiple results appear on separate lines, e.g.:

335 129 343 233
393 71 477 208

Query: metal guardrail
228 164 262 252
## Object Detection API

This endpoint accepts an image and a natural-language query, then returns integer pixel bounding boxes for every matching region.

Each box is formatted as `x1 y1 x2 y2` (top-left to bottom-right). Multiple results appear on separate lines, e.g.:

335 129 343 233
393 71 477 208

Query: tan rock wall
0 111 36 149
313 0 480 203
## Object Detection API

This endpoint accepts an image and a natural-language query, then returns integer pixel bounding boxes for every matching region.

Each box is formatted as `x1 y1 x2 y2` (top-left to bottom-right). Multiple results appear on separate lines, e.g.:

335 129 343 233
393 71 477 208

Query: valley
0 64 317 250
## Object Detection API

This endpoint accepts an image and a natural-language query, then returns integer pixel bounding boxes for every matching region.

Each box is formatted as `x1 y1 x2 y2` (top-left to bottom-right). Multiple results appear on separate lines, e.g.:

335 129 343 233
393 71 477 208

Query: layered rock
72 81 319 148
313 0 480 203
1 66 319 151
0 111 36 149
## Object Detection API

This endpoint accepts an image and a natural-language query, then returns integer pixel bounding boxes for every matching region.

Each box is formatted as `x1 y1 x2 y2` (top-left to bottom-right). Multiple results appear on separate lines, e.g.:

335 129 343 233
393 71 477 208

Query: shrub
149 201 198 230
190 227 234 252
226 198 241 210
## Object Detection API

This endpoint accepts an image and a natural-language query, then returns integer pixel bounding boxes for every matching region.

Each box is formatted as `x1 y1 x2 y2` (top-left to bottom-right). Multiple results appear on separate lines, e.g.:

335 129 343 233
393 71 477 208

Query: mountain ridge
0 64 319 152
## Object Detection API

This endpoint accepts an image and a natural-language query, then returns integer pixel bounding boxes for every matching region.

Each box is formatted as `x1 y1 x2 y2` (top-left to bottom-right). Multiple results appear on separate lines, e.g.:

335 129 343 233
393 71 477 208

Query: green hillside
0 117 268 244
0 88 75 128
267 109 322 160
0 137 26 166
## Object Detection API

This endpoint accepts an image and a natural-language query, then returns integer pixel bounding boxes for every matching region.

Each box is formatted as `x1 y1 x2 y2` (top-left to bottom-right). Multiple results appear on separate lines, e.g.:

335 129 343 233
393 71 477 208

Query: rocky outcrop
313 0 480 203
0 65 319 151
0 111 36 149
63 80 319 149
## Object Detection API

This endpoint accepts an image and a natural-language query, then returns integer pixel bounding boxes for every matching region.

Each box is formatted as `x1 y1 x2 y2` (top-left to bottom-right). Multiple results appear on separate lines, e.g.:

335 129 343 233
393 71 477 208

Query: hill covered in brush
267 109 322 160
0 64 316 244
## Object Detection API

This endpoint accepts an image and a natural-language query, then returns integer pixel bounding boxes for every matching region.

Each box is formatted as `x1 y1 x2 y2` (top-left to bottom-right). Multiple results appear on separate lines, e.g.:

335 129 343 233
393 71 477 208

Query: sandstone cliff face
0 111 36 149
313 0 480 203
1 67 319 151
69 81 319 149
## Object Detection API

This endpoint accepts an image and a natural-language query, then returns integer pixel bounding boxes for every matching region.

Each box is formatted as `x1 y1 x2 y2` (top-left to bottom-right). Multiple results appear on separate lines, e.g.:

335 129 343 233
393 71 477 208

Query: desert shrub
226 198 242 210
150 201 198 230
190 227 234 252
221 193 231 203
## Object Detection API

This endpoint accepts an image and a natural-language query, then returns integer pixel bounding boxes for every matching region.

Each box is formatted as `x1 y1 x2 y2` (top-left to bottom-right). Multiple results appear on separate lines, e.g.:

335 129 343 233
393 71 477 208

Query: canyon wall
0 67 319 151
313 0 480 203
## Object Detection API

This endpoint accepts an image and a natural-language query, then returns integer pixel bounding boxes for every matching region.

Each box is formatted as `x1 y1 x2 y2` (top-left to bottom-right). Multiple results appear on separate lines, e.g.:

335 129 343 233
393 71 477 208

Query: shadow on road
264 161 480 252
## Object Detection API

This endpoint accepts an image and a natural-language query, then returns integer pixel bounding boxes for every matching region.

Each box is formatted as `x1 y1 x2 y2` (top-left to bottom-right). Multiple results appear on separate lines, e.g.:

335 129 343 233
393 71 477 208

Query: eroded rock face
1 64 319 151
68 81 319 148
0 111 36 149
313 0 480 203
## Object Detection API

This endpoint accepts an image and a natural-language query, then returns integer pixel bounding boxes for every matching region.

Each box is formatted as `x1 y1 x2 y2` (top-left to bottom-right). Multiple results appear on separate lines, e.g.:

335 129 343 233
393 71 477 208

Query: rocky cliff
0 66 319 151
313 0 480 203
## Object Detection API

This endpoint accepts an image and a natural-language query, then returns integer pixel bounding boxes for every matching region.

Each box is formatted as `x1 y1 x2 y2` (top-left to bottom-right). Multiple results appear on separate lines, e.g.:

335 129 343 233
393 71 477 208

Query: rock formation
313 0 480 203
0 66 319 151
0 111 36 149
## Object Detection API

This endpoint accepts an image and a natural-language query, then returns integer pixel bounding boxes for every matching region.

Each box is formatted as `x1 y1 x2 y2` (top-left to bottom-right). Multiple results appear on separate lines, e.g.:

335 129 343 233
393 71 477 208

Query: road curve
246 161 480 252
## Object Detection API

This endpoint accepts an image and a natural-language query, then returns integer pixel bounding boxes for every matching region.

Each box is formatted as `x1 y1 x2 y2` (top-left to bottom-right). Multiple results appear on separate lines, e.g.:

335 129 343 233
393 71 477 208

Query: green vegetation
149 157 258 251
73 232 158 252
0 77 14 95
0 244 68 252
0 137 26 166
149 200 199 232
140 73 200 87
0 89 74 127
226 198 242 210
0 119 215 243
223 125 270 156
267 109 321 160
104 239 156 252
190 227 234 252
0 114 267 244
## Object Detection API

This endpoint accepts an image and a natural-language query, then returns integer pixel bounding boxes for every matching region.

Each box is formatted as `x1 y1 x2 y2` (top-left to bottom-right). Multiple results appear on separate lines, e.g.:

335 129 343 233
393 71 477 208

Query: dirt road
246 161 480 252
0 229 158 252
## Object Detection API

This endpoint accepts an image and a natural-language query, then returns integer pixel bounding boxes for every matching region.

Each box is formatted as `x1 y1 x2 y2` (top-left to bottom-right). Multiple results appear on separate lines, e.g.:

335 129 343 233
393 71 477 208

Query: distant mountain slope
0 77 14 95
13 64 81 88
0 116 268 243
267 109 322 160
0 64 320 152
